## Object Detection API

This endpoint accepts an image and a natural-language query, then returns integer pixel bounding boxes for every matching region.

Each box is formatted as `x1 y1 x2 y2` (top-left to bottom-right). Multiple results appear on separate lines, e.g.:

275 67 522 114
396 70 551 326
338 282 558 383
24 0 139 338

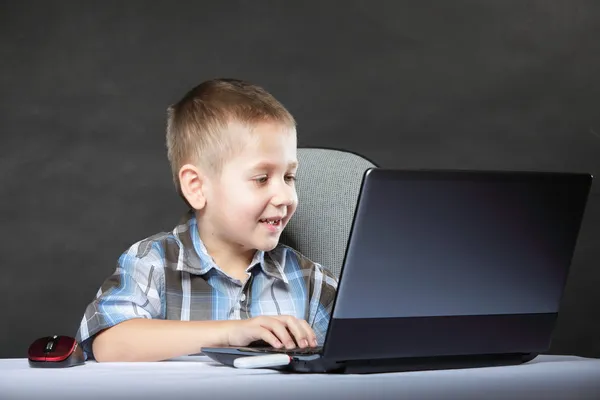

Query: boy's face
201 121 298 254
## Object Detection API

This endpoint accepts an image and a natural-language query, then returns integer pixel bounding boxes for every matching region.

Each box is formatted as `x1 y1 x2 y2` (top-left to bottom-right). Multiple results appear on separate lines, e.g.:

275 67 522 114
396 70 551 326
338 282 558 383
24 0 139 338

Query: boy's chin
253 238 280 252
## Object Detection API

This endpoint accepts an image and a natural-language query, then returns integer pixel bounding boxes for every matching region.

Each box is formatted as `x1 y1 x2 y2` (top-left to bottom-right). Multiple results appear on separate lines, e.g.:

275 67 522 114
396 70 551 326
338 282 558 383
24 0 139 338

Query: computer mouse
28 335 85 368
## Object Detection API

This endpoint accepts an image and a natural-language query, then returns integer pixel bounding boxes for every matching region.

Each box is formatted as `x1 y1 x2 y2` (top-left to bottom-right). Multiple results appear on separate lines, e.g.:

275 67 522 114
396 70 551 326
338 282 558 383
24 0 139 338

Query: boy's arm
91 318 232 362
77 243 232 362
75 242 168 360
92 314 315 362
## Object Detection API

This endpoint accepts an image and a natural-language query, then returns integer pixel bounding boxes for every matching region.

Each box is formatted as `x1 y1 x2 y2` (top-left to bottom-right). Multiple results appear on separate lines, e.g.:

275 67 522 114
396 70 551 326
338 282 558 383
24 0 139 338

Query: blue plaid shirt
75 211 338 360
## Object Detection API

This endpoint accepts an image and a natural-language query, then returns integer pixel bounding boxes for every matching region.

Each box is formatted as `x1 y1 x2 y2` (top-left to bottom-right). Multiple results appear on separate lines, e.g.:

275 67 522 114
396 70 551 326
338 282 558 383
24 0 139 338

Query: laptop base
202 347 537 374
337 352 537 374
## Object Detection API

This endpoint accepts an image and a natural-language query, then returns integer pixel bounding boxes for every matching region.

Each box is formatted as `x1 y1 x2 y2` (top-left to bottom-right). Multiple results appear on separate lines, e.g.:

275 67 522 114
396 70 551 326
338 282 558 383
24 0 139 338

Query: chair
280 147 377 278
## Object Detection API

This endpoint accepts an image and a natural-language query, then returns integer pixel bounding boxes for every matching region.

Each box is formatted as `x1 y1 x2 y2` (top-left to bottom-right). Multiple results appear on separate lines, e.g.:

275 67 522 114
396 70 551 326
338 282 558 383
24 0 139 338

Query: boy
75 78 338 362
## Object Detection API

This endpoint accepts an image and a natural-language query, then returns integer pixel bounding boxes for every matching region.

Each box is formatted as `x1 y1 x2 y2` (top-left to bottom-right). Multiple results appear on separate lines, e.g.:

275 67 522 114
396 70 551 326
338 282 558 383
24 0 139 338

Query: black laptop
202 168 592 374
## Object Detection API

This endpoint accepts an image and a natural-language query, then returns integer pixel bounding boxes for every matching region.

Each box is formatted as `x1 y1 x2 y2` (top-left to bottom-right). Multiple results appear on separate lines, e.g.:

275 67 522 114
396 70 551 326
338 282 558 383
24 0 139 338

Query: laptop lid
323 168 592 361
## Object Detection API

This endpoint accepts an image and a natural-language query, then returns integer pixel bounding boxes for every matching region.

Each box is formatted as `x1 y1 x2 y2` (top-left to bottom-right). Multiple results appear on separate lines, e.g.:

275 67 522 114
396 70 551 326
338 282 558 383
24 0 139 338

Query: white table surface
1 355 600 400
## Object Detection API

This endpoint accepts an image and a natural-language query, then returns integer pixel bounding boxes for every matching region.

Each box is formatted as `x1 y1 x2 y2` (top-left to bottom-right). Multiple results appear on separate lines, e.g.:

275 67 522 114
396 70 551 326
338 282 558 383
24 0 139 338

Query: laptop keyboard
241 346 323 355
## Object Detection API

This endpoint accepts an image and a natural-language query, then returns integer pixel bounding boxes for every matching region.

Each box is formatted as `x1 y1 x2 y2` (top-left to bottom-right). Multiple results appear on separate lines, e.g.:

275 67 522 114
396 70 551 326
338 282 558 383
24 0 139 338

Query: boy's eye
253 175 296 185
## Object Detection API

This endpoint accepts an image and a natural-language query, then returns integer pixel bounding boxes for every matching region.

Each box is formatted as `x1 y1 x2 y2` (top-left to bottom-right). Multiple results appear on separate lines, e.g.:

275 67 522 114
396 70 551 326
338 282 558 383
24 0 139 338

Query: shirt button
240 293 246 302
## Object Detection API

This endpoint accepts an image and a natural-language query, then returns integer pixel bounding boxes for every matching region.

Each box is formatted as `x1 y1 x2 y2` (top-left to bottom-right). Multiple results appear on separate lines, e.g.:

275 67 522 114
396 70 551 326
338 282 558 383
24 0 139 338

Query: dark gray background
1 0 599 359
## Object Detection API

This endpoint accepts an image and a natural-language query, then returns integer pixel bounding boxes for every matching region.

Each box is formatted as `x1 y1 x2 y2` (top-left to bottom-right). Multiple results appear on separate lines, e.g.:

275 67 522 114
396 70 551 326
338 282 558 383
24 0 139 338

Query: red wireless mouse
28 335 85 368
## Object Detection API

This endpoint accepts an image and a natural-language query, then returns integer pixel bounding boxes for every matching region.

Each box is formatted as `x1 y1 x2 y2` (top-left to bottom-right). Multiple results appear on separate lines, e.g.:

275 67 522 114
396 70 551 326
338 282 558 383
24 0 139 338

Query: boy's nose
271 183 296 206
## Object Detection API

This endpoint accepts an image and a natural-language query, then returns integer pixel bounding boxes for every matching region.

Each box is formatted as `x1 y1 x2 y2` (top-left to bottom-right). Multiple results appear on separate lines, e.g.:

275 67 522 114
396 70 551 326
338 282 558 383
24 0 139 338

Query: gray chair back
280 148 377 278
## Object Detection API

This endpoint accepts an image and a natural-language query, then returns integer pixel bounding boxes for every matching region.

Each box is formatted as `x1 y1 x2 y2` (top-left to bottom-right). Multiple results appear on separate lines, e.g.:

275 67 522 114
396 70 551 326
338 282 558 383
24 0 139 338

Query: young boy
75 78 338 362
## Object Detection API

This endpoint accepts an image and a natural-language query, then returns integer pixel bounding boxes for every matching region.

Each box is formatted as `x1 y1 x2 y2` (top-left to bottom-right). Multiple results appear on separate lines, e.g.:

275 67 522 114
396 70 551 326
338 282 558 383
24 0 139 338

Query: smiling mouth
259 218 283 226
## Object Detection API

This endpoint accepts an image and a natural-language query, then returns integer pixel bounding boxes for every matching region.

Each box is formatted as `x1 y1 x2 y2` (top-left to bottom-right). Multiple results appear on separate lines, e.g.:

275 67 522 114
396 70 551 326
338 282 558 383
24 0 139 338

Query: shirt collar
173 210 288 283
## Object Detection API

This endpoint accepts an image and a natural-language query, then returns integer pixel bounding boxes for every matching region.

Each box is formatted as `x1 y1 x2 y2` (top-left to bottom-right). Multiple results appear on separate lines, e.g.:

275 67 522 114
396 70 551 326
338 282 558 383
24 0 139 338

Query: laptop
202 168 593 374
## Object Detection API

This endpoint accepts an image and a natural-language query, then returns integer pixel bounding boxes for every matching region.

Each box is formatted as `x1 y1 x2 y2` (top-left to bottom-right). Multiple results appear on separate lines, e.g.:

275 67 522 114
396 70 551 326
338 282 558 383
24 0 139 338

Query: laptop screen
333 169 591 319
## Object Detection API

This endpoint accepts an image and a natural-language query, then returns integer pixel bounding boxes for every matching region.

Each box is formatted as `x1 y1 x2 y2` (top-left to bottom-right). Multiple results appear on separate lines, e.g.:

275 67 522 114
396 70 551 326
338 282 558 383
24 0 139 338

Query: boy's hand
227 315 318 349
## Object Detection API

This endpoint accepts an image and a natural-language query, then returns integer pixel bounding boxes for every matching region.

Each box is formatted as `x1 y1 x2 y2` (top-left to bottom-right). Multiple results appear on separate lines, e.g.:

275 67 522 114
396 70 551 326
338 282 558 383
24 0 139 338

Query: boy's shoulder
117 230 185 274
123 232 181 259
134 231 178 257
123 212 197 262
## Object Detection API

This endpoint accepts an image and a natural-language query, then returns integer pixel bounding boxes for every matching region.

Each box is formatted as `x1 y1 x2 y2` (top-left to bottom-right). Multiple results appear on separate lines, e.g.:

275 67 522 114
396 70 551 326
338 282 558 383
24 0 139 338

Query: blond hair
166 78 296 204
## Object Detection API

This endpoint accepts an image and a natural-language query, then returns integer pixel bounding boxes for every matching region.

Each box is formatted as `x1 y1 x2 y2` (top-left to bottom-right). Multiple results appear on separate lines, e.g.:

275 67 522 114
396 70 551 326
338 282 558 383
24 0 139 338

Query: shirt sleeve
309 263 338 345
75 241 165 360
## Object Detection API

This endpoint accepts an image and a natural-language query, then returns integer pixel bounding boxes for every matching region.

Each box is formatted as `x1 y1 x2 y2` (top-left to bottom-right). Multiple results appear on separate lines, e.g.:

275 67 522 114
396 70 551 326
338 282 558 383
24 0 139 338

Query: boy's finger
285 319 311 348
266 320 296 349
297 319 318 347
275 316 314 348
257 329 283 349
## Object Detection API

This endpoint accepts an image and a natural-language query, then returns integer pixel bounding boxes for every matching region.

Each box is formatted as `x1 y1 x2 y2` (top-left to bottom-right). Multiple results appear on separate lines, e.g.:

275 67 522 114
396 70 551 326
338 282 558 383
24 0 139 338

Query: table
1 355 599 400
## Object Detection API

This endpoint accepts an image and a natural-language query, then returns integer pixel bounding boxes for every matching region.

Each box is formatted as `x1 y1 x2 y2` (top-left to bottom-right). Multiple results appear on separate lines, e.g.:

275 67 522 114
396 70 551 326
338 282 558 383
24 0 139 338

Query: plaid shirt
75 211 338 360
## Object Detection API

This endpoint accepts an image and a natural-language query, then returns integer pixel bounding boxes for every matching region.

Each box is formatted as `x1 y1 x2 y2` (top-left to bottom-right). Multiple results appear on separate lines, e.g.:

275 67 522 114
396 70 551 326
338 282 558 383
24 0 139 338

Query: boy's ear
179 164 207 210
